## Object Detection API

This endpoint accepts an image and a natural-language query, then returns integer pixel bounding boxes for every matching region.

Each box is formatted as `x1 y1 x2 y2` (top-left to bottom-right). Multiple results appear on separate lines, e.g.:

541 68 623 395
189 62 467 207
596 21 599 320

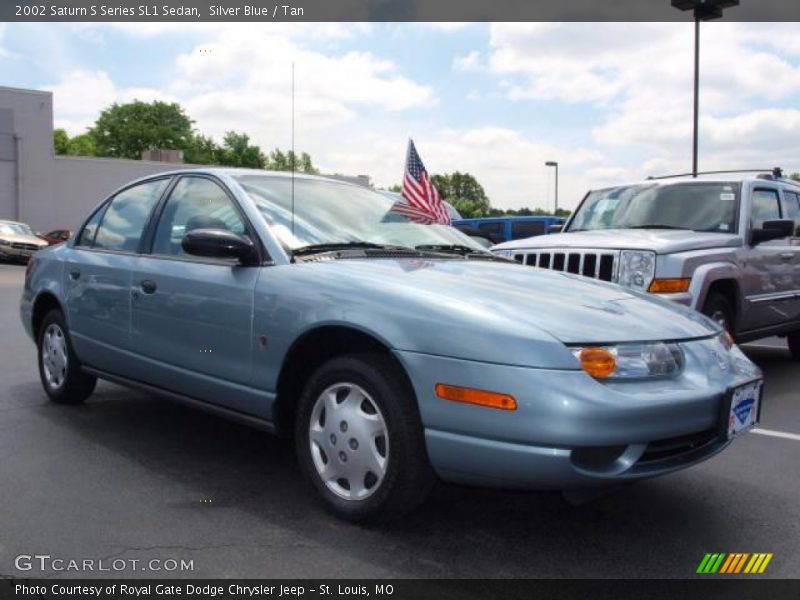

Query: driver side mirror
182 228 259 265
750 219 794 245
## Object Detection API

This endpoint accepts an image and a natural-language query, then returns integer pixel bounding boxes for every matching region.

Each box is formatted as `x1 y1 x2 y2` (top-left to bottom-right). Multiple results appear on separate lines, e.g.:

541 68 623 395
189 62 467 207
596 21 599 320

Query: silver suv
494 170 800 357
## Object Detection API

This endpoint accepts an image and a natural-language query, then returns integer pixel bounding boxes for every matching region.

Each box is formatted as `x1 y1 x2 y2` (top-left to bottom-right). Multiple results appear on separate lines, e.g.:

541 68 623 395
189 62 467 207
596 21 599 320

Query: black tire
788 331 800 360
294 353 435 523
37 309 97 404
702 293 735 335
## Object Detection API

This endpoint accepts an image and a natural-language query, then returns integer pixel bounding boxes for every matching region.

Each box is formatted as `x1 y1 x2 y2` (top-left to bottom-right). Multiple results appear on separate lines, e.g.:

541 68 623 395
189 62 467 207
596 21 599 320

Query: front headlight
493 249 514 258
617 250 656 291
571 342 684 380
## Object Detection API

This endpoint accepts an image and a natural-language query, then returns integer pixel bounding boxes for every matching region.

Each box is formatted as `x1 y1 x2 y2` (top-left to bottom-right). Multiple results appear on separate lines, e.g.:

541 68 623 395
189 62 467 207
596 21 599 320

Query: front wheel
37 309 97 404
702 293 735 335
294 354 435 522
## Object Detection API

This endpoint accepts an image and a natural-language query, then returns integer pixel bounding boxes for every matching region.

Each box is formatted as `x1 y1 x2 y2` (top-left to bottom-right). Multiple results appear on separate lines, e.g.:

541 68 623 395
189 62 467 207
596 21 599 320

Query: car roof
599 172 800 190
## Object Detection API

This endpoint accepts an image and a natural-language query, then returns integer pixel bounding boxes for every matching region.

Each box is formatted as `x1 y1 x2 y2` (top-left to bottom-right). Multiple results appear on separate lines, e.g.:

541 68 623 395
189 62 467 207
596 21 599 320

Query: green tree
790 172 800 182
89 100 194 159
217 131 265 169
184 134 221 165
53 128 69 155
431 171 491 218
67 134 96 157
265 148 318 173
387 184 402 193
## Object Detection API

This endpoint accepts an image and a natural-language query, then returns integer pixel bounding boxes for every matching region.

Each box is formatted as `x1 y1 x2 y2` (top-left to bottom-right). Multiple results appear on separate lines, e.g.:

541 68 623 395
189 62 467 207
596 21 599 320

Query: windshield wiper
414 244 485 255
627 224 690 230
292 242 413 257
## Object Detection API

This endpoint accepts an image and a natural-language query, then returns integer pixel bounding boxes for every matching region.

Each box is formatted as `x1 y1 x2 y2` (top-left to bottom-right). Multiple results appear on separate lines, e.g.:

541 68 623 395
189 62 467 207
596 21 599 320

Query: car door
740 187 796 331
779 189 800 322
64 178 170 373
129 175 263 415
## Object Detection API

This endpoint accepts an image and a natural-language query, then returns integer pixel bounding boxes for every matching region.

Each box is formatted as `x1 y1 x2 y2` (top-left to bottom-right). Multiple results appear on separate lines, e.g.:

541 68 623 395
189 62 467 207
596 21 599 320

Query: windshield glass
0 222 34 236
567 182 740 233
235 175 487 252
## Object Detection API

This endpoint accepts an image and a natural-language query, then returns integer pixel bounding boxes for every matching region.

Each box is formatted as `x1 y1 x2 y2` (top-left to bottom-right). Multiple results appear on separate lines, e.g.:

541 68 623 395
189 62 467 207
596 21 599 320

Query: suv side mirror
750 219 794 245
182 228 259 265
548 224 563 234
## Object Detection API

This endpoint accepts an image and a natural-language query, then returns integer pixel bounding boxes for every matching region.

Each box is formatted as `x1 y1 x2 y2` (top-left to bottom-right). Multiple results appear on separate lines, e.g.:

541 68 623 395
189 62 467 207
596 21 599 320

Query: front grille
11 242 39 252
636 428 721 468
512 248 619 282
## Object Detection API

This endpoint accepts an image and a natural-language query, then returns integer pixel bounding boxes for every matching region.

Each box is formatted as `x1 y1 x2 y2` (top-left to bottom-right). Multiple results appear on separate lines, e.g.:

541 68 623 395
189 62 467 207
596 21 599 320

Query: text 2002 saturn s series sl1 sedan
21 169 763 521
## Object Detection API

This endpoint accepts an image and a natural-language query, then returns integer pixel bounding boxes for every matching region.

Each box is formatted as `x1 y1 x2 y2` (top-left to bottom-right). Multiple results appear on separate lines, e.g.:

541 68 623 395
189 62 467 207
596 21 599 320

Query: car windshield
235 175 487 252
0 222 34 236
567 182 740 233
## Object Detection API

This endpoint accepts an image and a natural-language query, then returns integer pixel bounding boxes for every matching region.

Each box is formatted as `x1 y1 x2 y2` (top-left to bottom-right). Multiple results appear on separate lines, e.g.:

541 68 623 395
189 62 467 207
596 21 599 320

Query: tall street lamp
672 0 739 178
545 161 558 214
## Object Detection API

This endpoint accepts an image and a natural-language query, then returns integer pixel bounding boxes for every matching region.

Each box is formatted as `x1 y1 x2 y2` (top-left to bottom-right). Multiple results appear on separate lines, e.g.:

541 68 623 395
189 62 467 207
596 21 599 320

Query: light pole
671 0 739 178
545 161 558 214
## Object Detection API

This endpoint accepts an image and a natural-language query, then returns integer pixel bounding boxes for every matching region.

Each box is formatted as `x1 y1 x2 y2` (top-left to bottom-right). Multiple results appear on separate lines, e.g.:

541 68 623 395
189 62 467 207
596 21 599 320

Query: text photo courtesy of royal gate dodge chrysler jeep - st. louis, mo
1 0 799 597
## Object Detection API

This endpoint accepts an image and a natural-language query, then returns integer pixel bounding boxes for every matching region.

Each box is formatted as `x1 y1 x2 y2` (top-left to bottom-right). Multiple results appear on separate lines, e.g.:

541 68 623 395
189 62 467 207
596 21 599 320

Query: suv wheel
702 293 735 335
295 354 435 522
788 331 800 360
37 309 97 404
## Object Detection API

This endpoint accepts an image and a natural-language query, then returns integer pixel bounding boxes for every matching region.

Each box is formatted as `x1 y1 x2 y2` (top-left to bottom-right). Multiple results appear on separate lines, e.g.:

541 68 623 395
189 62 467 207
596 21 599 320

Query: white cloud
453 50 481 72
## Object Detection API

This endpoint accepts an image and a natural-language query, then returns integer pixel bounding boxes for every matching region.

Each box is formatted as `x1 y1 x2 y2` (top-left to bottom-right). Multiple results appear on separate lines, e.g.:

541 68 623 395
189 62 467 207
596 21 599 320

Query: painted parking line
752 428 800 442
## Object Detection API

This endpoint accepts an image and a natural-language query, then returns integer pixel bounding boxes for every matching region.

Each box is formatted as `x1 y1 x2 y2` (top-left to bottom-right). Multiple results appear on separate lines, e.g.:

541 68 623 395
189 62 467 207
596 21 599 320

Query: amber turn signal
648 278 691 293
579 347 617 378
435 384 517 411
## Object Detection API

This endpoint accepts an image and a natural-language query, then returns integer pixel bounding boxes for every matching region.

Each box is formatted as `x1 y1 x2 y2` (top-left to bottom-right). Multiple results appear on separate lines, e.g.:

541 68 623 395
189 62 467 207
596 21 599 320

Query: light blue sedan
20 169 763 521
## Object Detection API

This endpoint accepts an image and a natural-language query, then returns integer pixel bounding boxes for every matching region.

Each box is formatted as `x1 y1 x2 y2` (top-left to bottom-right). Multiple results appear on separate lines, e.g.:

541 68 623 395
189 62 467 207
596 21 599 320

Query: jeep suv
494 170 800 357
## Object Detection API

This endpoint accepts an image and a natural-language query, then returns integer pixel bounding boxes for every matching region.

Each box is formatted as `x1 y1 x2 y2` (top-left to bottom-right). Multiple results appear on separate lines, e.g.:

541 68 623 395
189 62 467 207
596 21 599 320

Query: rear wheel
37 309 96 404
788 331 800 360
294 354 435 522
702 293 735 335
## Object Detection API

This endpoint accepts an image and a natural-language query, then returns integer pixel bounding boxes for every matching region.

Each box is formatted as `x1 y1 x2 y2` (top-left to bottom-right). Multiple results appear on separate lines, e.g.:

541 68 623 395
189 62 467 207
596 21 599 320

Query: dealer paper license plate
726 380 762 439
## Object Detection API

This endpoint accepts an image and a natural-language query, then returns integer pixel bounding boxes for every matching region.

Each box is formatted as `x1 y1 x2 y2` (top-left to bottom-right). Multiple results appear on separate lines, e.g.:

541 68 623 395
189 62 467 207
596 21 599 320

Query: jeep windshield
567 182 740 233
235 175 488 254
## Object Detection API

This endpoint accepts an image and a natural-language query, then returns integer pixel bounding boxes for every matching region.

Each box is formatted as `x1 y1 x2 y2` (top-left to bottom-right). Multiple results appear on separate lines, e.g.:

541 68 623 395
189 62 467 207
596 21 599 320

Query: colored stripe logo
697 553 773 574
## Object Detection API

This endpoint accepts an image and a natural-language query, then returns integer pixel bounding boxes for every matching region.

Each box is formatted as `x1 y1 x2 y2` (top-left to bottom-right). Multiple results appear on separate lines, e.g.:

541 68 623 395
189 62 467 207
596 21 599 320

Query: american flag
394 140 451 225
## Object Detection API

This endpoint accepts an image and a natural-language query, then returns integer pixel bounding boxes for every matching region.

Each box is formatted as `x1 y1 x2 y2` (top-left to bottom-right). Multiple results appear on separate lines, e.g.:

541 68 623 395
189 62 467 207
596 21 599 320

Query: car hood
271 258 718 369
0 232 48 246
495 228 740 254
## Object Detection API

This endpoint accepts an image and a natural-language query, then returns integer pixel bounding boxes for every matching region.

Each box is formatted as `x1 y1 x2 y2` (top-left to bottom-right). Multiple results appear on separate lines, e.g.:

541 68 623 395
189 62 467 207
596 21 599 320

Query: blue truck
452 216 566 245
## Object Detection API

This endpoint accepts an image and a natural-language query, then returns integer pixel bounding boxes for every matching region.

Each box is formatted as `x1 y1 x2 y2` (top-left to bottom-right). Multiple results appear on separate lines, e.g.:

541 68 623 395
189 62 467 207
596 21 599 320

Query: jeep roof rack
647 168 783 180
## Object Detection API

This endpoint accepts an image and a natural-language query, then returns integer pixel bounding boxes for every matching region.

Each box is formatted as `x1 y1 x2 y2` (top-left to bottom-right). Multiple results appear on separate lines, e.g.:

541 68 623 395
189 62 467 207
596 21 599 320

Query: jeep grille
512 249 619 282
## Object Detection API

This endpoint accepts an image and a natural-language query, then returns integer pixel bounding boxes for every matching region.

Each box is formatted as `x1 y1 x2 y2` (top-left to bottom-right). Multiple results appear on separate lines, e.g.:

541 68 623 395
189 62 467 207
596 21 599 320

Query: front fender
687 261 741 313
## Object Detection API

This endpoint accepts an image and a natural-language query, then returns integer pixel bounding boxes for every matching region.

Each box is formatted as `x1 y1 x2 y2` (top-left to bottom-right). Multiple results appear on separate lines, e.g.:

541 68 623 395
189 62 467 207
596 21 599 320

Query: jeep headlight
618 250 656 291
571 342 684 380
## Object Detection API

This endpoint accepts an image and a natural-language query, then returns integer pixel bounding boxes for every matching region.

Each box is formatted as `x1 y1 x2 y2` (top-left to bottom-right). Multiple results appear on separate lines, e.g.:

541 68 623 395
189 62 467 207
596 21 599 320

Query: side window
511 220 545 240
94 179 168 252
781 191 800 233
152 176 246 257
478 222 505 242
76 207 105 247
750 189 781 229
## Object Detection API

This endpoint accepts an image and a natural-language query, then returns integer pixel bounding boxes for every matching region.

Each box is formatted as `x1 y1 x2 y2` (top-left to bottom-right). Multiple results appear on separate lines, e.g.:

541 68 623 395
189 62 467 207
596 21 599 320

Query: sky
1 21 799 211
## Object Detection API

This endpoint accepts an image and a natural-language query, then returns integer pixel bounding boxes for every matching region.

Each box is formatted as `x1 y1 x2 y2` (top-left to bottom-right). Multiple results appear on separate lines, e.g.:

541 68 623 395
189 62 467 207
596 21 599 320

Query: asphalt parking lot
0 262 798 579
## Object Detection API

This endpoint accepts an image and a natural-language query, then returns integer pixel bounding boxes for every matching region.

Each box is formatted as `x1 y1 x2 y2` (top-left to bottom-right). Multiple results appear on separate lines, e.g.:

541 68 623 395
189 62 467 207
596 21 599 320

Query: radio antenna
291 61 296 238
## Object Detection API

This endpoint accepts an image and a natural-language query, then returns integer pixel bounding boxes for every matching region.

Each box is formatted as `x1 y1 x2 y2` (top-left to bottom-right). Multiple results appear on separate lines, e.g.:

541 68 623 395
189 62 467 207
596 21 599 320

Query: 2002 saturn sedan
21 169 763 521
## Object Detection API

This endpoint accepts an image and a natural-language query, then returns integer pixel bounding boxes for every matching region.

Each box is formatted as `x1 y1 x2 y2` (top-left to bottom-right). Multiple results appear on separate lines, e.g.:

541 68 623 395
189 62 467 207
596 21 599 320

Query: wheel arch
31 292 64 340
273 325 414 437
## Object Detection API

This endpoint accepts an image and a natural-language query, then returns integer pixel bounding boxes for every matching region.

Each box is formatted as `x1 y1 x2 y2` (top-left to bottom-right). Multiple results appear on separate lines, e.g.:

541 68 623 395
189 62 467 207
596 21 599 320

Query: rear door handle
140 280 157 294
780 252 795 260
68 268 80 280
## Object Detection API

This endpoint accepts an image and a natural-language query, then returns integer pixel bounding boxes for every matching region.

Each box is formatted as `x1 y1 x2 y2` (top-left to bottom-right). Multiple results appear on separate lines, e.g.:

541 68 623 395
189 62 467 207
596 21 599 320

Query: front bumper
0 245 41 261
395 338 760 489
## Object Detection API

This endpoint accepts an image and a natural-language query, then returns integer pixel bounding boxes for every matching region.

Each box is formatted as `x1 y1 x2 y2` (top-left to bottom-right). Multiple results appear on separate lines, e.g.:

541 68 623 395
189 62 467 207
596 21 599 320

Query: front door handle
140 280 157 294
780 252 794 261
68 268 81 280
